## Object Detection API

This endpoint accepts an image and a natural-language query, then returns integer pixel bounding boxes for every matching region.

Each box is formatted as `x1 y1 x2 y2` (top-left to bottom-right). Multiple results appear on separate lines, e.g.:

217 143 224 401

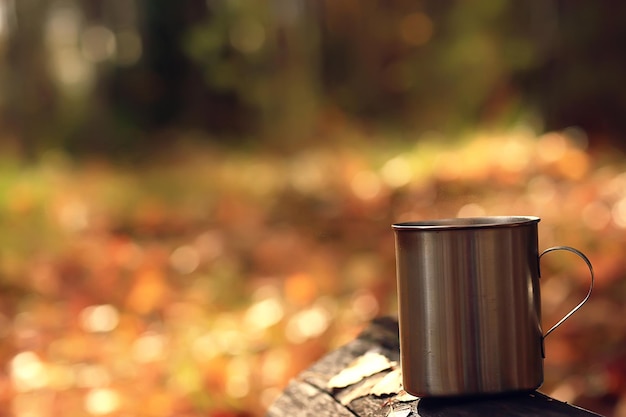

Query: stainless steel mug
393 216 594 397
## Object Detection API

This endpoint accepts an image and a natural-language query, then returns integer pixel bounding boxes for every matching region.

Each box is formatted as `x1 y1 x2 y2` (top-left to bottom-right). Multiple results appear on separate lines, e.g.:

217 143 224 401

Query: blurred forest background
2 0 626 416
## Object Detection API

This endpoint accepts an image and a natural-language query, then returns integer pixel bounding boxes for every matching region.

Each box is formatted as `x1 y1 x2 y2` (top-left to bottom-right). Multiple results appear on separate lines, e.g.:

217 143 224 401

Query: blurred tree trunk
3 0 58 158
262 0 321 144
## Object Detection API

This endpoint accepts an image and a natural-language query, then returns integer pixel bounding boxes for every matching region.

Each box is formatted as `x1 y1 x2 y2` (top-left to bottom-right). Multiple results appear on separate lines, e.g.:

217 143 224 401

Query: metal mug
393 216 594 397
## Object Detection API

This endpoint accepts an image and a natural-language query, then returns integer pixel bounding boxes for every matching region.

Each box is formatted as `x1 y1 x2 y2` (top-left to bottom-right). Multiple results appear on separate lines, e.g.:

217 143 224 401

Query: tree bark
267 317 603 417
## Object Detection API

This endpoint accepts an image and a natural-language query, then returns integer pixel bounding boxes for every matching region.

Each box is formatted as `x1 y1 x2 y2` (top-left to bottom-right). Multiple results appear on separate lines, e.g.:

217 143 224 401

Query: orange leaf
284 273 318 306
126 268 169 314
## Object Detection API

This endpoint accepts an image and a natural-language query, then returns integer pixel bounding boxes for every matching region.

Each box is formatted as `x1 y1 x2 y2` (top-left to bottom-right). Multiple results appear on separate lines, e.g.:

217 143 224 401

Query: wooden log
267 317 603 417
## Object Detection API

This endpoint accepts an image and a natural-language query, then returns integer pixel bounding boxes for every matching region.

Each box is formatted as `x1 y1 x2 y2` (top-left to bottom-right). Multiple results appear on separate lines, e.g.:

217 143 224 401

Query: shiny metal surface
540 246 594 338
393 217 547 397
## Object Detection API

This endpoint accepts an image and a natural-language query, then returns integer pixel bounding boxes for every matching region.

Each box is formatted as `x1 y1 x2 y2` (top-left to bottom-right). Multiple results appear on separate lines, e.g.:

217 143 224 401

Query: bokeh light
80 305 120 333
170 245 200 275
381 155 412 188
84 388 121 415
351 170 382 200
285 303 333 344
132 331 168 363
80 25 116 63
244 296 284 331
10 351 48 392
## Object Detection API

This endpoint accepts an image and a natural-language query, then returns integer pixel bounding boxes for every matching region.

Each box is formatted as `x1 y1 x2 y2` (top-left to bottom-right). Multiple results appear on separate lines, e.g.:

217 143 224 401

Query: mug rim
392 216 540 230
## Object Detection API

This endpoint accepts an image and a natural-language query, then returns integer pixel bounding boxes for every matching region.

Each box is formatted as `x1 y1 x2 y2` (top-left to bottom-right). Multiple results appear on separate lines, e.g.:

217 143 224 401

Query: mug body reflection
393 216 543 397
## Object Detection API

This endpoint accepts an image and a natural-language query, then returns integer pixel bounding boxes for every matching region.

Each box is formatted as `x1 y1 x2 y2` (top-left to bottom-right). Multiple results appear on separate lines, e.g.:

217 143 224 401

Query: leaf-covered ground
2 128 626 417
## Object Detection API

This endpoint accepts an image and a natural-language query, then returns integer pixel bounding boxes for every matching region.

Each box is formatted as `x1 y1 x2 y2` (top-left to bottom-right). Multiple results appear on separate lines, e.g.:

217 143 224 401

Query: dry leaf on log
327 351 397 389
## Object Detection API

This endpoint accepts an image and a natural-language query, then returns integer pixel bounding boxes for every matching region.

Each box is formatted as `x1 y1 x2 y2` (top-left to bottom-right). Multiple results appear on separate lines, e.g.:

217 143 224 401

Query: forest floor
2 127 626 417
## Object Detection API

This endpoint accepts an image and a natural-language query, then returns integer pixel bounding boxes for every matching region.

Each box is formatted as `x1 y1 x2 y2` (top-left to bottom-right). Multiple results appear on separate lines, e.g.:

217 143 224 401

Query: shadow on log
267 317 603 417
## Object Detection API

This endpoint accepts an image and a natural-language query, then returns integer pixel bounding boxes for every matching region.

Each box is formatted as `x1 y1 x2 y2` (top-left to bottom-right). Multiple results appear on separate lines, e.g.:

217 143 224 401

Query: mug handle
539 246 594 340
